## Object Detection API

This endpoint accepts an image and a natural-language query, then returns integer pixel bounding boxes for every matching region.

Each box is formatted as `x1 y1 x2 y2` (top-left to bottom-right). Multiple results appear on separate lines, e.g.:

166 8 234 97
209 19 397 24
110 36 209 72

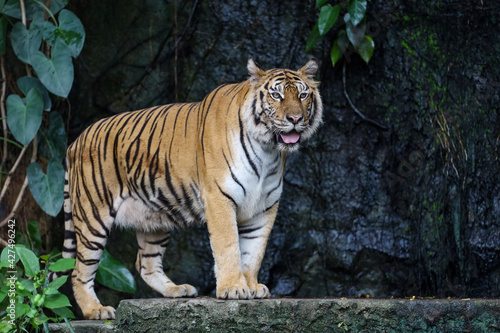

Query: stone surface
48 320 114 333
48 298 500 332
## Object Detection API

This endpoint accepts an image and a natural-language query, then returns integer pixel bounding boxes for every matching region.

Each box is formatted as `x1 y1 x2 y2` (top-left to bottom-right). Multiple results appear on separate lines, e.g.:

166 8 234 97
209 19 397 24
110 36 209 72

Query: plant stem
0 145 27 201
19 0 32 77
0 55 7 169
343 63 387 130
0 135 37 229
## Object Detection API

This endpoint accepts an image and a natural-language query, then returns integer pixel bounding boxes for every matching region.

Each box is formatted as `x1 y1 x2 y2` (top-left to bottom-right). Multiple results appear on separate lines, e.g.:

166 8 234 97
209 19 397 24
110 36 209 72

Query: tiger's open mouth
276 130 301 145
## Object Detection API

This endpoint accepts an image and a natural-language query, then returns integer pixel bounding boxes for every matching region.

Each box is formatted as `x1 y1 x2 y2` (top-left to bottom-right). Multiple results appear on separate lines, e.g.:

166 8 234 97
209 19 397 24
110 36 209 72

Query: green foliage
96 249 137 294
27 159 65 217
0 0 85 217
0 245 75 332
307 0 374 66
6 88 43 146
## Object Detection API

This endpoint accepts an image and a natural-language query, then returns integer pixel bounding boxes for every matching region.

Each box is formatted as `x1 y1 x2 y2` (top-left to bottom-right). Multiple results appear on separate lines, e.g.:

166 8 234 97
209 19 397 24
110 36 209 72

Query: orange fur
59 58 323 319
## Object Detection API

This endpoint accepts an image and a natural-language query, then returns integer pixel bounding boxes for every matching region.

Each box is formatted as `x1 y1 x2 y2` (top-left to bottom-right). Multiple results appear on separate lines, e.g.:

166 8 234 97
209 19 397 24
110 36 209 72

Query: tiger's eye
299 92 308 100
270 92 282 100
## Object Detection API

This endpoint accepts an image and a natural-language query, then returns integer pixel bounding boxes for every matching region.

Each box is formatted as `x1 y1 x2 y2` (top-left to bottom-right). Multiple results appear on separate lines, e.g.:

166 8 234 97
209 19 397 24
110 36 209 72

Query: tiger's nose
286 115 303 124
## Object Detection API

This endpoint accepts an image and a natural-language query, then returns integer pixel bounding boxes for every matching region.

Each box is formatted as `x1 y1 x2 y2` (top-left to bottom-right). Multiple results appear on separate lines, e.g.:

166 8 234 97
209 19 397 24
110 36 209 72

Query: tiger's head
244 58 323 152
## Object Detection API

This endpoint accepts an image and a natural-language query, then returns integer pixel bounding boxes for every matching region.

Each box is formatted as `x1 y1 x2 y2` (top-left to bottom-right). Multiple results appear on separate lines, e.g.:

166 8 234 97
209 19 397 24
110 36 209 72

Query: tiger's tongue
280 132 300 144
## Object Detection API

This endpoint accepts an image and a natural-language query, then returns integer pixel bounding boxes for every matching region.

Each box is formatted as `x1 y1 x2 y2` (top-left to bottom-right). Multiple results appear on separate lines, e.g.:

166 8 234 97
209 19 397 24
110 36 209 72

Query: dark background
58 0 500 306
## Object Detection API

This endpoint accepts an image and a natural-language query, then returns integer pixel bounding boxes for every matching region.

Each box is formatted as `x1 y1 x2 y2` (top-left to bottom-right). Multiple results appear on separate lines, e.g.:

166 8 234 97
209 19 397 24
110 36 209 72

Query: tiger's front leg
205 187 251 299
238 201 278 298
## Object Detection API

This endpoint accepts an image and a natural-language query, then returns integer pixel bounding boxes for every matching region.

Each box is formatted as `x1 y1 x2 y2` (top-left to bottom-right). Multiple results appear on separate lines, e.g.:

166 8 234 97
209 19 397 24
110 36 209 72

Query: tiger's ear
298 58 319 79
247 57 265 81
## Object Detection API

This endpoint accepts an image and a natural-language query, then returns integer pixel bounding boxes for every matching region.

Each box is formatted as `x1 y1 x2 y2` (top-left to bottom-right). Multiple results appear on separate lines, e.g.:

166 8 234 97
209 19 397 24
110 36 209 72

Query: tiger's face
246 58 323 152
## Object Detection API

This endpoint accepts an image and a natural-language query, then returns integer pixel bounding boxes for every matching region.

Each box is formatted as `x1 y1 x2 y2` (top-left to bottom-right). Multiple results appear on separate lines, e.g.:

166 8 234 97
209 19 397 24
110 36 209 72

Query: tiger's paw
163 283 198 298
217 281 252 299
249 283 270 299
83 305 115 320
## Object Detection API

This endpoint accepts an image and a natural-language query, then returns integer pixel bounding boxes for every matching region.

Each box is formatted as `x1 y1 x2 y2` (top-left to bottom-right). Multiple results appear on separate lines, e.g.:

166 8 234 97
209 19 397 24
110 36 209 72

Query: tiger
58 58 323 319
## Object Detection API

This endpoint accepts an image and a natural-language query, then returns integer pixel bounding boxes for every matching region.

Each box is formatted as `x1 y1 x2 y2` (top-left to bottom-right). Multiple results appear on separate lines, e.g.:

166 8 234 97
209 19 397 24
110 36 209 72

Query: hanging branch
343 63 387 130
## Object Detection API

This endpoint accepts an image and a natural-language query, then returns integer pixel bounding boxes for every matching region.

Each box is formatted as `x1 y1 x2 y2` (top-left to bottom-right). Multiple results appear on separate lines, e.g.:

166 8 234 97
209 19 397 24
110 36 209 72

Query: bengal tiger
58 58 323 319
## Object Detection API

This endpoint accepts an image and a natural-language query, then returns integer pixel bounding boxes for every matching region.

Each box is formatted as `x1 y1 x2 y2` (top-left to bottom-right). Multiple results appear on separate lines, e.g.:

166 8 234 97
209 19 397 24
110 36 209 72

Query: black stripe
238 108 260 178
200 84 229 162
184 103 198 137
76 254 100 266
64 211 72 221
246 132 262 163
240 235 260 239
222 150 246 196
149 150 160 196
266 177 282 198
180 184 203 222
168 103 187 164
147 236 170 245
164 156 182 204
142 253 162 258
238 225 264 234
62 246 76 252
64 230 76 240
216 181 237 208
264 199 279 213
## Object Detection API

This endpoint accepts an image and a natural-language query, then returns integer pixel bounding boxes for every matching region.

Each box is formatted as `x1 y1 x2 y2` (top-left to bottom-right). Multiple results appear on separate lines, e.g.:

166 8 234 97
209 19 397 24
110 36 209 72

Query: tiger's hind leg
136 230 198 298
72 215 115 320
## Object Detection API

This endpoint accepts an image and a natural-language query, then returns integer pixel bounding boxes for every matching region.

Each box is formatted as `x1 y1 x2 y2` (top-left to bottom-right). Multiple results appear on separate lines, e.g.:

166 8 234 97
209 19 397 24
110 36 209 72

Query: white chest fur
224 134 284 224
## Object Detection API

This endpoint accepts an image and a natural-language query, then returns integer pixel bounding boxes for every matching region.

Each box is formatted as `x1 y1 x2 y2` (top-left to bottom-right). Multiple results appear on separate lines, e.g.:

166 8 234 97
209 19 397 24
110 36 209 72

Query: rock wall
65 0 500 306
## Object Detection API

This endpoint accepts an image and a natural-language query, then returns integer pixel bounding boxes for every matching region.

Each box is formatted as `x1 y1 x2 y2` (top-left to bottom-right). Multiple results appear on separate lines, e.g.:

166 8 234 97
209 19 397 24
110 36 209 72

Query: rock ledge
48 298 500 332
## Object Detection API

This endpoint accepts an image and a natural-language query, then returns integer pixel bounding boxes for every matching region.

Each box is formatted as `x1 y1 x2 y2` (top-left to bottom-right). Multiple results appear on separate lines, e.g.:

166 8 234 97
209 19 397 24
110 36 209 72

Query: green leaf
51 306 75 319
31 41 74 98
2 0 67 19
0 16 7 54
2 0 22 18
28 159 65 217
1 245 20 267
306 23 323 52
34 9 85 58
15 302 30 319
357 35 375 63
48 258 75 272
16 247 40 277
48 0 69 15
315 0 328 8
11 22 42 64
27 220 43 252
6 88 43 146
348 0 367 26
18 77 52 111
44 293 71 309
56 9 85 58
18 278 36 292
318 4 340 36
33 312 50 326
39 112 67 161
344 13 366 48
330 40 342 67
96 249 137 294
46 276 68 294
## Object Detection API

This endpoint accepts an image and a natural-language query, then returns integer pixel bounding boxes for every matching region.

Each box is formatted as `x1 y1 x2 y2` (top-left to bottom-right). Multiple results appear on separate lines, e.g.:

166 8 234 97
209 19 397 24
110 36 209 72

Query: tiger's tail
48 168 76 281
